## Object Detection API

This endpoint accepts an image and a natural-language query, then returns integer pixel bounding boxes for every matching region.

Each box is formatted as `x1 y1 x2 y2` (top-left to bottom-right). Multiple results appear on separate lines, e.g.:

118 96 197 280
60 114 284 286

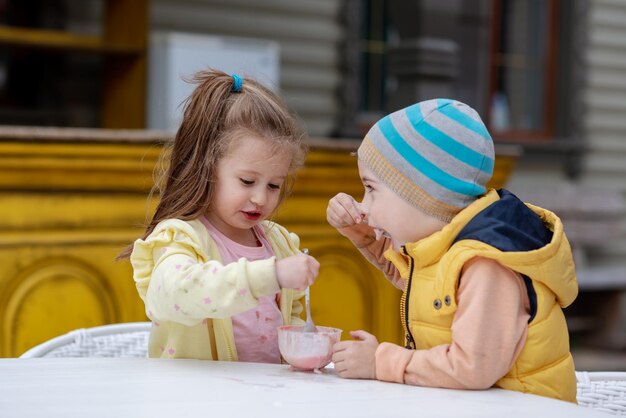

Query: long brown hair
117 69 307 259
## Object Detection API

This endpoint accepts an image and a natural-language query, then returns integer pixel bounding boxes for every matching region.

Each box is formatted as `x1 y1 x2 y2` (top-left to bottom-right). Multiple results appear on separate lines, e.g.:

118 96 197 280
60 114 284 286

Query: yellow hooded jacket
385 189 579 402
131 218 304 360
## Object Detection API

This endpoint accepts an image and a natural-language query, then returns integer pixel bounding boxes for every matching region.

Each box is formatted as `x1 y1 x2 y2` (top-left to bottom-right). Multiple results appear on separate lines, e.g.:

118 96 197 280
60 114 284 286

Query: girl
119 69 319 362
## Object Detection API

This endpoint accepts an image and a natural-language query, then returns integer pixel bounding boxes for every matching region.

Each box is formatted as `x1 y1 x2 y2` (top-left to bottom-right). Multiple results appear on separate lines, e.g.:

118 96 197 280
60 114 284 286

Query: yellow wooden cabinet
0 128 518 357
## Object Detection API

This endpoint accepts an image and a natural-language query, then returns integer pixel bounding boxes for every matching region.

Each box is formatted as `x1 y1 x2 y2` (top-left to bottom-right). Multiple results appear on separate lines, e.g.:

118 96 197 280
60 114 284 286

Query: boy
326 99 578 402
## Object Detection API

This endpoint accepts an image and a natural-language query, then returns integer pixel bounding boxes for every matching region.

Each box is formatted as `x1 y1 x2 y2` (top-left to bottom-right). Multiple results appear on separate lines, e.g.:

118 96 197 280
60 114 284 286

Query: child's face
206 134 291 243
357 159 447 250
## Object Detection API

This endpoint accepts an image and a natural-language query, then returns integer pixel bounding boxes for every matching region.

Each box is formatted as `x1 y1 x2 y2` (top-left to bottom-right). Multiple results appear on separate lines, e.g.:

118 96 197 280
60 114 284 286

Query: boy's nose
355 200 366 213
354 201 368 221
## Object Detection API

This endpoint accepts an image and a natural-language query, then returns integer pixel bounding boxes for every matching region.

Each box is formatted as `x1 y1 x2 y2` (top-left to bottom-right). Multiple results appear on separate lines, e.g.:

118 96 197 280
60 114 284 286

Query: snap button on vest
444 295 451 306
433 299 442 309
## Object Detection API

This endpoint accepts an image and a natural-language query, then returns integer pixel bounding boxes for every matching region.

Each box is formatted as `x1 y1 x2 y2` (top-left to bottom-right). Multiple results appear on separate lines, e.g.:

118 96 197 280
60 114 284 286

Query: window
343 0 573 151
488 0 559 140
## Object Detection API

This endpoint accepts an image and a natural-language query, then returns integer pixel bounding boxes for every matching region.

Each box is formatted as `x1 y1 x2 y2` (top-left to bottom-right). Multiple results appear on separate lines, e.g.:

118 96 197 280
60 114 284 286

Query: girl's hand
332 330 378 379
275 253 320 290
327 193 375 247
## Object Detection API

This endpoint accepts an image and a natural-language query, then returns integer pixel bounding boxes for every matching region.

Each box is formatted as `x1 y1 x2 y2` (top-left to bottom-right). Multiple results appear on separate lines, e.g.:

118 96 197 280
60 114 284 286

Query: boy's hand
327 192 364 228
275 253 319 290
332 330 378 379
327 193 375 247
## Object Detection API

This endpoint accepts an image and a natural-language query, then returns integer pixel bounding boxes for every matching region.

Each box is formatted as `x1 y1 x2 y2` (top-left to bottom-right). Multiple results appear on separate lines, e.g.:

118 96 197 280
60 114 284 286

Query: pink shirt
200 217 283 364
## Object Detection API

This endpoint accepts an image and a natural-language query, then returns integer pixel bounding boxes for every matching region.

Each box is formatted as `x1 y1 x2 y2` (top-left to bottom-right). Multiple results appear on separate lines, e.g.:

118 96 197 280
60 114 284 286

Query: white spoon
301 248 318 333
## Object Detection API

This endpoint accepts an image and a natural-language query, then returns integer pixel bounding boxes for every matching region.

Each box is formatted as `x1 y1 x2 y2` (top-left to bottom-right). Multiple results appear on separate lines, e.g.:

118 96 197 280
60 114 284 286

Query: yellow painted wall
0 129 517 357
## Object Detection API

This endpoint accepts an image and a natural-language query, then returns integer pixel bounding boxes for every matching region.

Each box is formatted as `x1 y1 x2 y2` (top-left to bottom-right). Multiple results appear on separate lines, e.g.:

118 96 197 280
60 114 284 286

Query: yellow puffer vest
385 189 578 402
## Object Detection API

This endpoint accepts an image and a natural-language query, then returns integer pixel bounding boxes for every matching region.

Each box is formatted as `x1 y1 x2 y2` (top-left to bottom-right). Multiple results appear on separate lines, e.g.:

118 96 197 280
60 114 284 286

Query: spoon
301 248 318 333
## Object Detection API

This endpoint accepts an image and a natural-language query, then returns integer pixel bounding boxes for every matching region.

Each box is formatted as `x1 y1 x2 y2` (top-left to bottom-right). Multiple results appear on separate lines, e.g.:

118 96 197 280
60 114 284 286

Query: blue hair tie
231 74 243 92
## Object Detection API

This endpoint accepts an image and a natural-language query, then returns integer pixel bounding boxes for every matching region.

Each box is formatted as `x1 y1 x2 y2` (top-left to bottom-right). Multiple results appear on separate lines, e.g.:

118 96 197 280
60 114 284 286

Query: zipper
207 319 218 359
400 245 416 349
225 323 237 361
210 319 237 361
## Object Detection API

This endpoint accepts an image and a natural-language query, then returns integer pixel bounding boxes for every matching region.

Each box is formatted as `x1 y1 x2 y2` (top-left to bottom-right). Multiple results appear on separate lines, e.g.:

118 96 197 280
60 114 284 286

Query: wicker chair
19 322 151 358
577 371 626 416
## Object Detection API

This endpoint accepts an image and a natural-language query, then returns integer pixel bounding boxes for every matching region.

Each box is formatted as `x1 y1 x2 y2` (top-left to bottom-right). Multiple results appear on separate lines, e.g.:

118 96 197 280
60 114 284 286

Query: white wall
149 0 344 137
581 0 626 260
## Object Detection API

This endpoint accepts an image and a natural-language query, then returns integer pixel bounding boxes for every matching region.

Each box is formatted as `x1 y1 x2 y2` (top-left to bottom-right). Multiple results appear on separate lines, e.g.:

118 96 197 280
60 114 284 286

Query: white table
0 358 608 418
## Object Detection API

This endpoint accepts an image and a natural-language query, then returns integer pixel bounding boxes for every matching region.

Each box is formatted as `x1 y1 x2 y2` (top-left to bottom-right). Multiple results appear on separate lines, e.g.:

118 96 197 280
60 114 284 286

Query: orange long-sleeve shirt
360 238 531 389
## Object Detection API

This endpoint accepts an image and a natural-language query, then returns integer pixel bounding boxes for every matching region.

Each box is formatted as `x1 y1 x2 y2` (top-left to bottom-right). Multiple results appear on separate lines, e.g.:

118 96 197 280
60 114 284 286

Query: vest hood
455 189 577 308
391 189 578 308
454 189 553 254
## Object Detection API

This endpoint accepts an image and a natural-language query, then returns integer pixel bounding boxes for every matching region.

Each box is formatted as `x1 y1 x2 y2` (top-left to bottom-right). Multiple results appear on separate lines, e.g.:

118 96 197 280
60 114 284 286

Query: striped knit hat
358 98 494 222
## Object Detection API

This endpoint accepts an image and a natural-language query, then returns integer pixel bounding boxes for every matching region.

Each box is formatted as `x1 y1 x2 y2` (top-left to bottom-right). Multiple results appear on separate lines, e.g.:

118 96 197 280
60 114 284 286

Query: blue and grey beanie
358 98 494 222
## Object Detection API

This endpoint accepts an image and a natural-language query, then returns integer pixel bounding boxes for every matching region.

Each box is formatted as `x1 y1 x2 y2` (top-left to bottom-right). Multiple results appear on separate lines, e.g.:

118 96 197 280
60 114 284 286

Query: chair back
577 371 626 416
20 322 151 358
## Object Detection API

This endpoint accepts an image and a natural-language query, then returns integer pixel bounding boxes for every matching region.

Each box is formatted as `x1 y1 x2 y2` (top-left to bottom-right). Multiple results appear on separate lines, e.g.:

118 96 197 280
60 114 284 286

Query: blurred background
0 0 624 371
